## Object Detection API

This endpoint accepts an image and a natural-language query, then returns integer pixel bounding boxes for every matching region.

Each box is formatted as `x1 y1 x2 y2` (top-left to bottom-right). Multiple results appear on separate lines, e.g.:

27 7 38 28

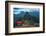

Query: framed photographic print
5 1 45 35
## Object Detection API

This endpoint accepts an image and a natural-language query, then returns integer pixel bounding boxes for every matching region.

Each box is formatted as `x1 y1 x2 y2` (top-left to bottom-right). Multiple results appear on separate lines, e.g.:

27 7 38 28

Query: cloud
13 8 39 14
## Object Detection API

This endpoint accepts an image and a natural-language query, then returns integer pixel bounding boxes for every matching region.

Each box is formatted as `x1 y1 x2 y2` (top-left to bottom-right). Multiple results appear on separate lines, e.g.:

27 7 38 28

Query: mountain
14 11 39 23
29 11 39 17
14 11 39 27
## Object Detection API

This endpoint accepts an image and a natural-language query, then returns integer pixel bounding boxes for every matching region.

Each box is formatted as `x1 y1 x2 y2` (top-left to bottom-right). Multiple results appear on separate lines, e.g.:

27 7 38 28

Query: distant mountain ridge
14 11 39 18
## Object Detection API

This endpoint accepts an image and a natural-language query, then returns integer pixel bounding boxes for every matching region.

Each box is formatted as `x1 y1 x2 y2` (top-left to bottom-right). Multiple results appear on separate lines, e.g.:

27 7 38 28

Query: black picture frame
5 1 45 35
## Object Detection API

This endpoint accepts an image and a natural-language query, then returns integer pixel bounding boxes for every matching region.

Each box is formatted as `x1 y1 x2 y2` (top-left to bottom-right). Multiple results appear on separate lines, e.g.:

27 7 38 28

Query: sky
13 8 40 14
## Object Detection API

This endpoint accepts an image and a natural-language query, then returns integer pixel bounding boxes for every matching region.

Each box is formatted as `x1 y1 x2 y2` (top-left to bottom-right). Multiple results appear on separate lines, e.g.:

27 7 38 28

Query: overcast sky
13 8 39 14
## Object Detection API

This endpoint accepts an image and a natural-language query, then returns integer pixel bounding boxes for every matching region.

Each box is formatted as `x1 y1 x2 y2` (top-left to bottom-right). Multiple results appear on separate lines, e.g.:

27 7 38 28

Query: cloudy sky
13 8 40 14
